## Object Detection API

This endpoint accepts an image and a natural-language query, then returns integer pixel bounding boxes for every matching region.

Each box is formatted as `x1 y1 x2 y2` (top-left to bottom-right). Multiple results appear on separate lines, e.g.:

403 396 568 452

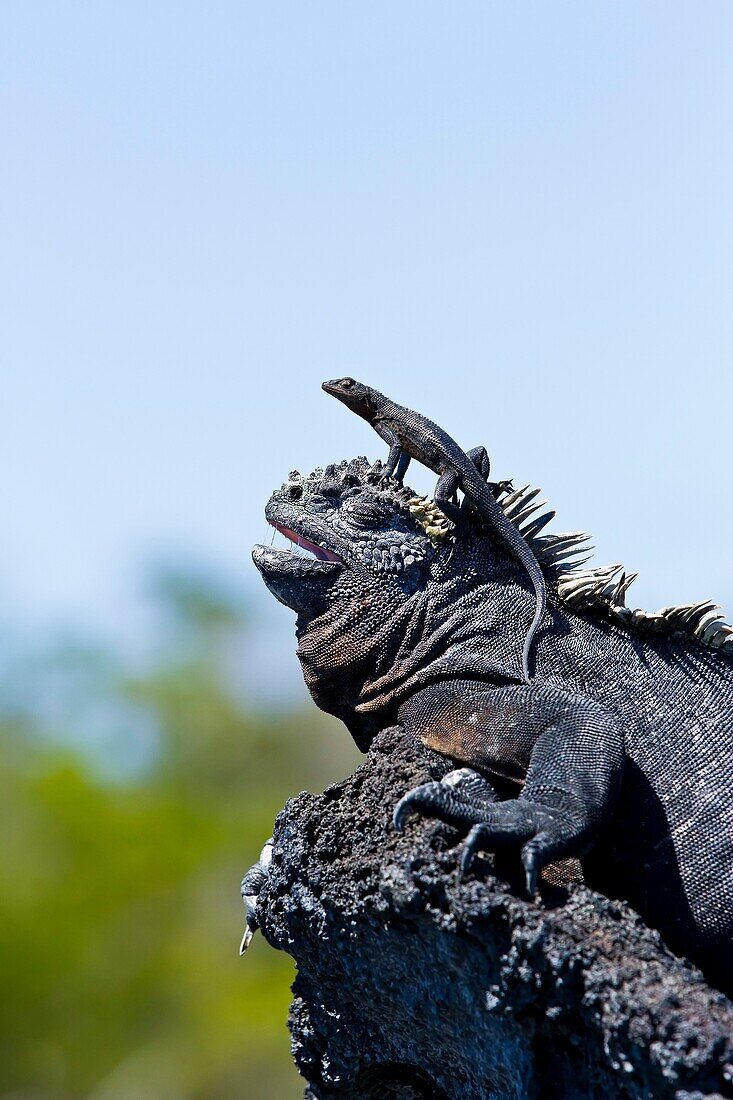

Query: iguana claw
393 772 498 835
460 823 541 895
393 782 455 832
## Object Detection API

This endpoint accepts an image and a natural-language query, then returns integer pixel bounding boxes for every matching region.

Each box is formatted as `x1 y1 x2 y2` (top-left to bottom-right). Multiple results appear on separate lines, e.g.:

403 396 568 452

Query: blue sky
2 3 732 695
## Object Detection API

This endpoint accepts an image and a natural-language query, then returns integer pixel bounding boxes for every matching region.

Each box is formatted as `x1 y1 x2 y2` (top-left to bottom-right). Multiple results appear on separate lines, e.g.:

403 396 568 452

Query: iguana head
253 457 526 747
253 457 435 621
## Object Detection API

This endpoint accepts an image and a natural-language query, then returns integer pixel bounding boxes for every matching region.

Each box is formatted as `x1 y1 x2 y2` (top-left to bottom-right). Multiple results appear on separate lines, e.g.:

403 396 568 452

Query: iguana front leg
395 682 624 893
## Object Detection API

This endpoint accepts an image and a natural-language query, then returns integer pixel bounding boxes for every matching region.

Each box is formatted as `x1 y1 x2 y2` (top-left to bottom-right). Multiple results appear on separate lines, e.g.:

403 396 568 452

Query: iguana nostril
287 484 303 500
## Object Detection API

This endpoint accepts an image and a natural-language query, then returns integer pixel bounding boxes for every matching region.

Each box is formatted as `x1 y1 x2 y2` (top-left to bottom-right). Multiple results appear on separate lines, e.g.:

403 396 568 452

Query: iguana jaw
252 500 346 612
252 544 343 612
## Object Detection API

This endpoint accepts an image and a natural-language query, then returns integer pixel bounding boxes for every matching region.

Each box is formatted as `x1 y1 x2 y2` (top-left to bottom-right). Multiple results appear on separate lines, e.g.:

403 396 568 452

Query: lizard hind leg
462 447 512 508
465 446 491 481
434 470 462 524
435 446 496 522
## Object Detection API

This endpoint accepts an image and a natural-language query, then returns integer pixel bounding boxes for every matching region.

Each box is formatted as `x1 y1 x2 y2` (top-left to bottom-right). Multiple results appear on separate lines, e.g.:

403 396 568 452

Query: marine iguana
244 453 733 993
322 377 546 681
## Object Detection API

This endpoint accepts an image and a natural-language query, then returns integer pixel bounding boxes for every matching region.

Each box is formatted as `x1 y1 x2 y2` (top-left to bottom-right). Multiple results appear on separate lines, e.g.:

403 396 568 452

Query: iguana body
248 453 733 994
322 378 546 681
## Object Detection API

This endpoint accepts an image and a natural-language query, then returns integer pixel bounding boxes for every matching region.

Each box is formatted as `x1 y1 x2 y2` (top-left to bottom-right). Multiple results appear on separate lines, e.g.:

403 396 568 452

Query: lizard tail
521 563 547 681
470 476 547 681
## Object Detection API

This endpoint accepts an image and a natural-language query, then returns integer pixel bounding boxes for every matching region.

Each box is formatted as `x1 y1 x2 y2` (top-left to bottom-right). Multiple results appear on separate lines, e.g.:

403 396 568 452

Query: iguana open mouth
269 519 343 563
252 498 346 613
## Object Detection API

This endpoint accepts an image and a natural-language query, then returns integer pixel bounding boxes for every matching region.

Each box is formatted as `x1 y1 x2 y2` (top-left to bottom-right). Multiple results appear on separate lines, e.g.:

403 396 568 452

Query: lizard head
321 377 377 422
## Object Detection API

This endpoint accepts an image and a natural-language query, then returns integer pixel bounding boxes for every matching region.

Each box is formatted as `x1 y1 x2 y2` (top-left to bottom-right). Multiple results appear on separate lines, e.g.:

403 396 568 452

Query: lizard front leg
383 442 411 484
395 682 624 893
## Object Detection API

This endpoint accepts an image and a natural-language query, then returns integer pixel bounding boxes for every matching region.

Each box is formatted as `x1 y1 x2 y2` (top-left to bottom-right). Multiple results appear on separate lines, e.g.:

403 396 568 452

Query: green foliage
0 569 360 1099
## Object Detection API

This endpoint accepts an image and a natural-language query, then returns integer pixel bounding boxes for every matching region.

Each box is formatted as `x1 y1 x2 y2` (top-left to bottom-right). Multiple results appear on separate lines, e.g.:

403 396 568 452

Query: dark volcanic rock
257 729 733 1099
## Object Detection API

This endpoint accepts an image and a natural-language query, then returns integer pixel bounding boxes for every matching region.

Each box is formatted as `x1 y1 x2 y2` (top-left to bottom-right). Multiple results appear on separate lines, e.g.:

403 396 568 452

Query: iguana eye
339 377 354 388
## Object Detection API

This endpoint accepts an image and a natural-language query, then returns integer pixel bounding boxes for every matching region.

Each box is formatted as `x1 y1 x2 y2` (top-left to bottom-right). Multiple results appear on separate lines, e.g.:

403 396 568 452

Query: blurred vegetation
0 566 361 1099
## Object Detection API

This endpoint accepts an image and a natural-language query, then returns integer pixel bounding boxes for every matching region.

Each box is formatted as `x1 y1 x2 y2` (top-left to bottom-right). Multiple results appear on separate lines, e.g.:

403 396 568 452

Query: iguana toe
393 781 490 833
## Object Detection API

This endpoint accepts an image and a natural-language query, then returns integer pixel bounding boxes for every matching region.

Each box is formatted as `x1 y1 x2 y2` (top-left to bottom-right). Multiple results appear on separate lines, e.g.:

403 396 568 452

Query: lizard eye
339 377 355 388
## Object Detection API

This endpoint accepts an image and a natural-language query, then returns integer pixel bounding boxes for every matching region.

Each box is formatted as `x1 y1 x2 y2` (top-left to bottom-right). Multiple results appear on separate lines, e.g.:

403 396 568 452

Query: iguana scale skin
248 453 733 995
322 378 546 681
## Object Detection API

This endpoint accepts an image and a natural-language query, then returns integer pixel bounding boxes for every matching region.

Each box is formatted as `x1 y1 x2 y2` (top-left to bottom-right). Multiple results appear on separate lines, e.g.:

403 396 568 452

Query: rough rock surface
257 729 733 1099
